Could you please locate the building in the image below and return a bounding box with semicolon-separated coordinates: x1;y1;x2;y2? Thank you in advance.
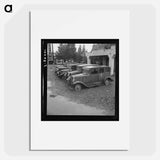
86;44;116;75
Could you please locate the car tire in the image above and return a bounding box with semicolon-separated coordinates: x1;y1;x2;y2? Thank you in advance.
74;84;82;91
104;79;110;86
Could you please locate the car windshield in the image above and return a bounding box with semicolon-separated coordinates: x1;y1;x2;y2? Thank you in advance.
77;66;82;72
71;65;77;70
83;69;89;74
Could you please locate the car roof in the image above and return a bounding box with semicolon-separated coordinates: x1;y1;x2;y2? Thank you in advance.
67;63;80;66
83;65;109;69
78;64;98;67
58;66;67;68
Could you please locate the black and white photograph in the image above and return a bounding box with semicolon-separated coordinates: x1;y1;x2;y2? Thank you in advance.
41;39;119;121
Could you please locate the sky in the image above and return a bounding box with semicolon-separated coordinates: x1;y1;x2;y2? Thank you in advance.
51;43;93;53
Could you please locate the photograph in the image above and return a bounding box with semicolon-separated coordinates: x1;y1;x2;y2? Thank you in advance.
41;39;119;121
30;9;129;150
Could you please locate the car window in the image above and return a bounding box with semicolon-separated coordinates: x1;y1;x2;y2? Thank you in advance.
99;68;104;73
71;65;77;70
77;66;82;72
83;69;89;74
90;68;99;74
104;67;110;72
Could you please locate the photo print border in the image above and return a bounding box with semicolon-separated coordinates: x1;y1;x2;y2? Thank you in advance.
41;39;119;121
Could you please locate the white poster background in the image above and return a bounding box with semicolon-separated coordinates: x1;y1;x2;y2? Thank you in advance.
31;10;129;150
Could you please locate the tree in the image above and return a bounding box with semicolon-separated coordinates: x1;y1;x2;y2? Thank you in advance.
56;43;77;62
55;43;64;60
67;44;77;61
81;45;87;63
75;45;83;62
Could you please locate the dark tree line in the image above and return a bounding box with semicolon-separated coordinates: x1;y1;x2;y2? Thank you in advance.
55;44;87;63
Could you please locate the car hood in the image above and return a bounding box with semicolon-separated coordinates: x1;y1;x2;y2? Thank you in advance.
61;69;69;72
68;70;81;75
58;67;68;70
72;73;88;78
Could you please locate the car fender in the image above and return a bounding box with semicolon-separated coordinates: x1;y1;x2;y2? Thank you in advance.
104;76;114;82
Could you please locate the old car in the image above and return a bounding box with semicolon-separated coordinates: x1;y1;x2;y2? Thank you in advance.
55;65;68;76
58;63;80;78
56;59;64;65
67;65;113;91
65;64;99;80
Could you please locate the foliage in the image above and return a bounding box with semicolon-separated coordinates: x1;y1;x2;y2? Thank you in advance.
56;44;87;63
56;44;76;61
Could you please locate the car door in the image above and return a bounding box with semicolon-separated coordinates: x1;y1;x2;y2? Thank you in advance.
87;68;99;85
99;67;105;81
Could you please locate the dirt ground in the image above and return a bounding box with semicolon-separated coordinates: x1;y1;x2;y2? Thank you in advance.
47;65;115;115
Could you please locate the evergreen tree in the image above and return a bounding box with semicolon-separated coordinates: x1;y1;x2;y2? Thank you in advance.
81;45;87;63
56;43;77;62
75;45;83;62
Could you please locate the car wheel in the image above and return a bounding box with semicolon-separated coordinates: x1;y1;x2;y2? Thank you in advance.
74;84;82;91
105;79;110;86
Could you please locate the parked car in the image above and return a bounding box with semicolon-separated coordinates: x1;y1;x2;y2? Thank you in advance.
55;65;68;76
65;64;98;80
58;63;80;78
55;65;63;71
67;65;113;91
56;59;64;65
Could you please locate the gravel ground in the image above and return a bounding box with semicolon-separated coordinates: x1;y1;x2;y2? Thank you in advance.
48;65;115;115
